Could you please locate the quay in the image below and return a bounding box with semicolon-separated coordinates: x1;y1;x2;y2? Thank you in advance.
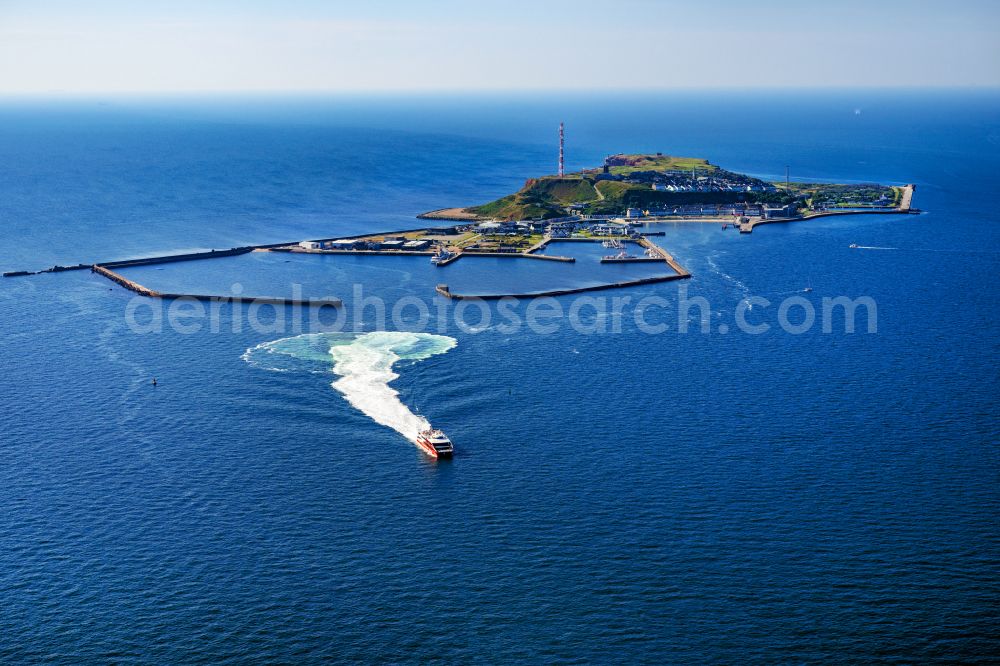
459;251;574;262
276;247;434;257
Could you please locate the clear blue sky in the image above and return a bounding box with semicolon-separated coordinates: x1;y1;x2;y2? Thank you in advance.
1;0;998;93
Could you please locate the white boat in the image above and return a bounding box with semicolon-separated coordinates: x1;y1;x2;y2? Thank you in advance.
416;428;454;458
430;250;455;265
603;249;637;260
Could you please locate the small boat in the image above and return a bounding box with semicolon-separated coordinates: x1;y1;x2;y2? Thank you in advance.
604;250;637;260
416;428;453;458
849;243;858;249
803;287;813;293
430;250;455;265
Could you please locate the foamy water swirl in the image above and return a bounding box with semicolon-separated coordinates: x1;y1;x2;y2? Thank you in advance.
244;331;457;442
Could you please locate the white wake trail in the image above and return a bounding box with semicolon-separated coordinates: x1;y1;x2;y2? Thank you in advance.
328;332;454;442
244;331;457;443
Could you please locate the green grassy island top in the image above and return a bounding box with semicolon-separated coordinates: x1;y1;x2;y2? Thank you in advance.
455;153;901;221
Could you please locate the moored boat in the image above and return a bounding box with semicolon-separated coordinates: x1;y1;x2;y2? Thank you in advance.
431;249;455;265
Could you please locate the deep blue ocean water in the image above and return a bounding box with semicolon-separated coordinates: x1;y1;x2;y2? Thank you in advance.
1;91;998;663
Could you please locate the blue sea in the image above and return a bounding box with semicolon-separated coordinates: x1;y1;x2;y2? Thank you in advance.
1;91;998;663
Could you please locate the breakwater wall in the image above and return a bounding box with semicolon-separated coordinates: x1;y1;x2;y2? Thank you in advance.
434;272;689;300
91;265;341;307
101;246;255;269
93;265;159;297
5;246;256;277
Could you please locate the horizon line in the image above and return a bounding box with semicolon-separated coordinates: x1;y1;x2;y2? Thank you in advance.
2;85;999;98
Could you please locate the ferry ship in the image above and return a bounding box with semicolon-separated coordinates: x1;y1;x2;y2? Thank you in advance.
416;428;454;458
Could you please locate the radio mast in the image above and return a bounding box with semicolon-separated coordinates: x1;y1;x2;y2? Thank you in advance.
558;122;565;177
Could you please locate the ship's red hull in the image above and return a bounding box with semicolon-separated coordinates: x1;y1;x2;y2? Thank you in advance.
416;437;452;458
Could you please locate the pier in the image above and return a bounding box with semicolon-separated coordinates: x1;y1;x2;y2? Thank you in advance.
635;237;692;277
599;257;664;263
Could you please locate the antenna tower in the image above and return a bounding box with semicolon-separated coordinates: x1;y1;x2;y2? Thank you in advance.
558;122;565;177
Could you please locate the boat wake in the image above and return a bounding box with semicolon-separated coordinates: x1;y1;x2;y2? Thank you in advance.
244;331;457;442
706;253;754;310
851;245;898;250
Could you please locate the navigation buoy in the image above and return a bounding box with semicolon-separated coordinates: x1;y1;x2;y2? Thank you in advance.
151;378;157;386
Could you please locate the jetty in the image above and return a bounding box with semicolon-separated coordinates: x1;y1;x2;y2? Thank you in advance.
636;237;691;277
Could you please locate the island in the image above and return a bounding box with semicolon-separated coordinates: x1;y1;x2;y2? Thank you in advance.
2;152;917;301
418;153;915;232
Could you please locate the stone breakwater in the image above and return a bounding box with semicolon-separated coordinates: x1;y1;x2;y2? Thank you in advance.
91;265;342;307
